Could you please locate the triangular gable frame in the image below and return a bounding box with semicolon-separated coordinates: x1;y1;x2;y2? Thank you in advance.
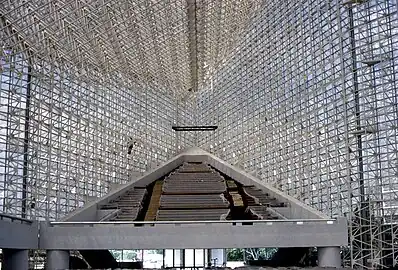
63;147;330;222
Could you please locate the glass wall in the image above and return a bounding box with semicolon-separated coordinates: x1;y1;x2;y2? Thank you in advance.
198;1;398;269
0;47;195;221
0;51;29;216
0;0;201;221
164;249;207;269
1;0;398;268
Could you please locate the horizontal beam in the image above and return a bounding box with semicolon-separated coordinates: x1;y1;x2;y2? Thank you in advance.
0;213;33;224
50;218;336;225
0;217;347;250
0;218;38;249
172;126;218;131
39;220;347;250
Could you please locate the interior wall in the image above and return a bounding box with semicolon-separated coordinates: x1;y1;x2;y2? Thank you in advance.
199;0;354;215
197;1;398;268
0;43;194;221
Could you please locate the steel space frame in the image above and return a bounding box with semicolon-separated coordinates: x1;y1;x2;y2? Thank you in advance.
0;0;398;269
198;1;398;269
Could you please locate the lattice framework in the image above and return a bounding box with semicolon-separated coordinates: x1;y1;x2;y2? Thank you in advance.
1;0;398;269
0;0;259;218
198;1;398;268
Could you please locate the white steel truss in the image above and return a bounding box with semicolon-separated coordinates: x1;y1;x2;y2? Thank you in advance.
1;0;398;269
198;1;398;269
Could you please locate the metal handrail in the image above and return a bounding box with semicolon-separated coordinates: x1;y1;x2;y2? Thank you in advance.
50;218;337;226
0;212;33;224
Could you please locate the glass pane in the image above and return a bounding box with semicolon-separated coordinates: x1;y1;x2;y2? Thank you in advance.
195;249;204;267
109;250;122;262
164;249;174;268
185;249;194;267
143;250;163;268
174;249;181;267
122;250;142;262
204;249;209;267
211;249;225;267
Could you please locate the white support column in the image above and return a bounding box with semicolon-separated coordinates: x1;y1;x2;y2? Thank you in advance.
46;250;69;270
318;246;341;268
2;249;29;270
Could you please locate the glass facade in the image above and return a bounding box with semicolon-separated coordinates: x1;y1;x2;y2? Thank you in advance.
198;1;398;268
1;52;195;219
1;0;398;268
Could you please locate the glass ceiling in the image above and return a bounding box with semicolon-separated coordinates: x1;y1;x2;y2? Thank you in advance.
1;0;260;96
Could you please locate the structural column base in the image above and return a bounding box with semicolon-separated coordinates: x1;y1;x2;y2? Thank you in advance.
46;250;69;270
2;249;29;270
318;246;341;268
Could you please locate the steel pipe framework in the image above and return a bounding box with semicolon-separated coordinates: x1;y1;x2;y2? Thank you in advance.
0;0;397;268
